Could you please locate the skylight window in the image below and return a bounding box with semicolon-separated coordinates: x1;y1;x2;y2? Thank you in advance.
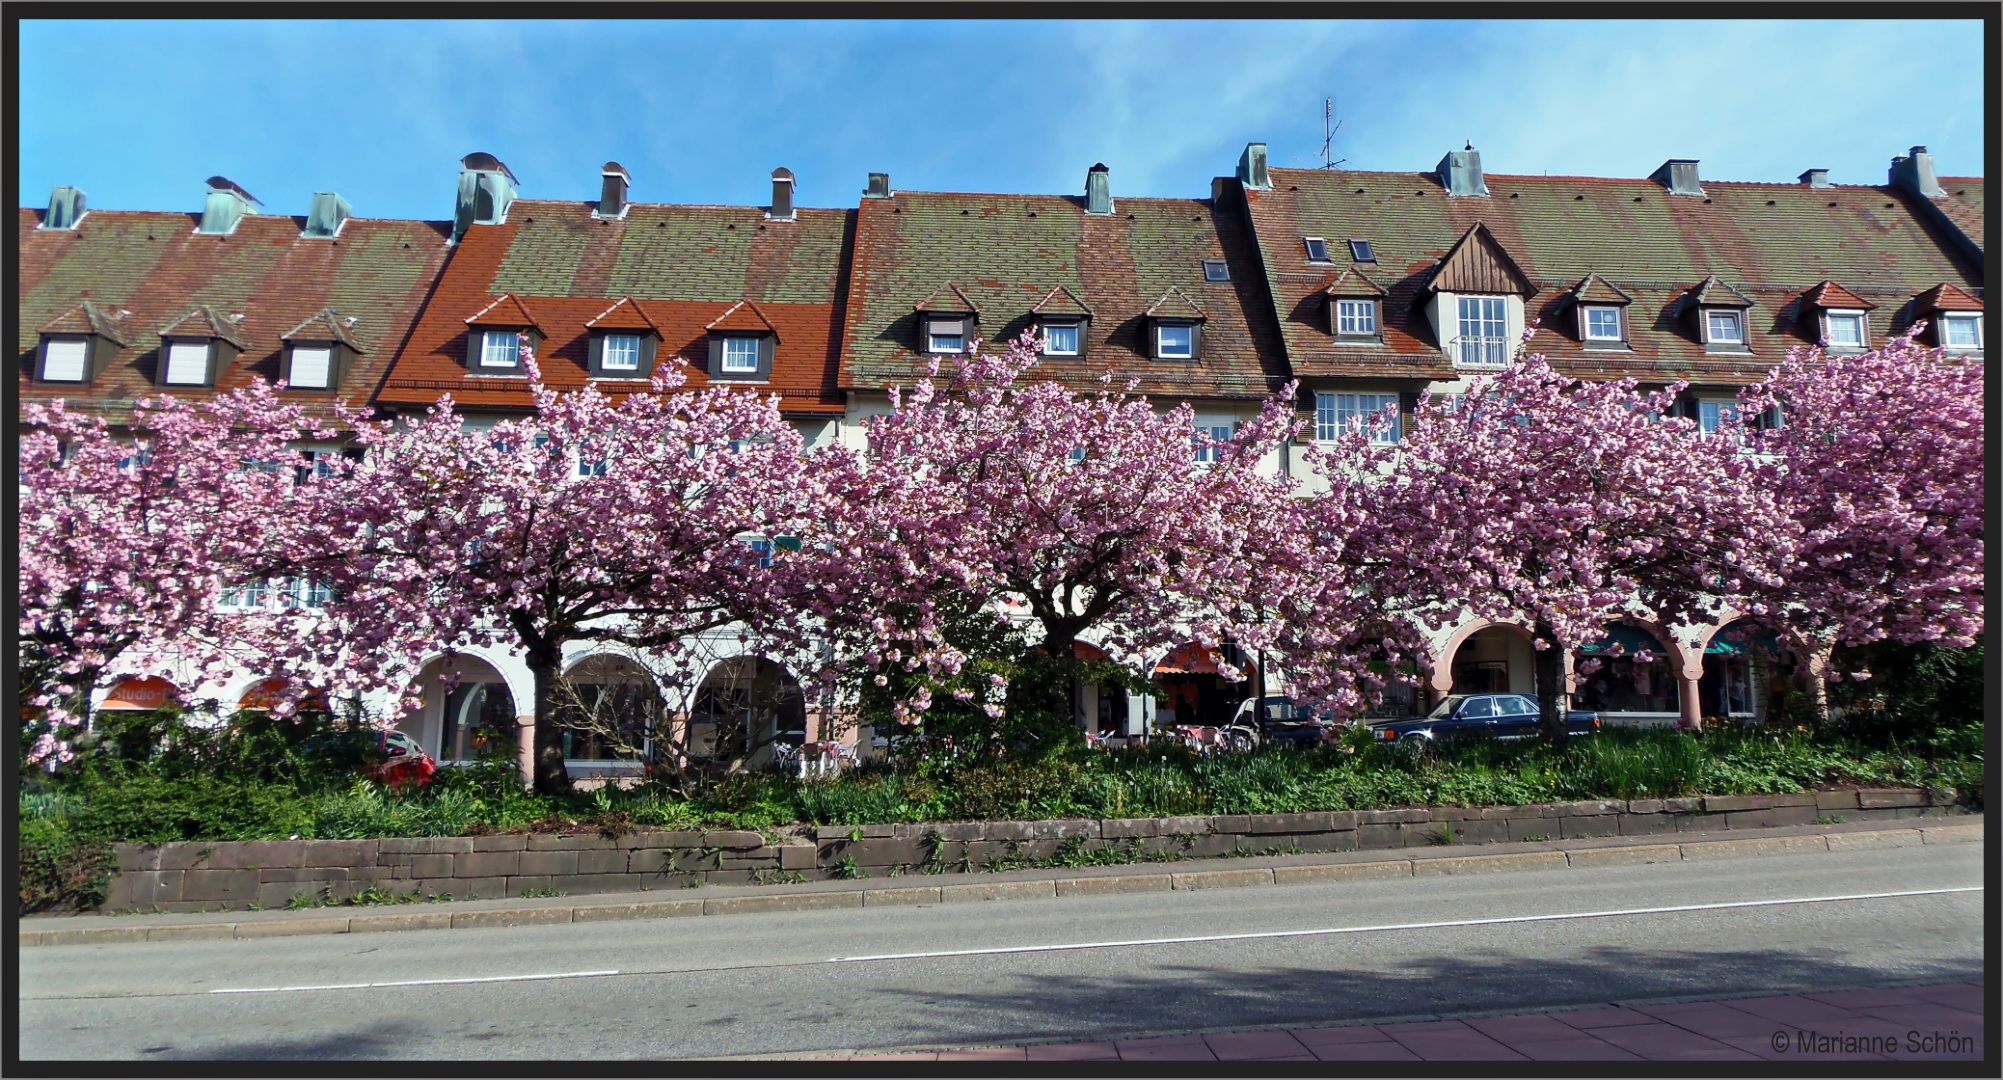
1303;237;1330;262
1349;239;1376;262
1202;260;1230;282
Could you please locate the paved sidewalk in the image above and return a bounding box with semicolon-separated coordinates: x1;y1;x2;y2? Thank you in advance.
836;982;1986;1062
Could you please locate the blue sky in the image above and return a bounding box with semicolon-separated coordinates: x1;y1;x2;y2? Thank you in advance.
18;18;1987;220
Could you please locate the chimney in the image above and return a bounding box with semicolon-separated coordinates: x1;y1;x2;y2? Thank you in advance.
302;192;351;238
1798;168;1831;189
1436;142;1489;196
41;185;86;230
1237;142;1271;191
198;176;261;235
769;167;796;221
1888;145;1944;198
452;152;518;244
1084;163;1112;215
597;162;630;218
864;172;892;199
1650;159;1704;197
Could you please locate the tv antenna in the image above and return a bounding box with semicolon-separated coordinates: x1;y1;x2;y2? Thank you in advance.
1319;96;1347;170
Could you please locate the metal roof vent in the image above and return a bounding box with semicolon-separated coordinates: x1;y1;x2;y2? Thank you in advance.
302;192;352;238
597;162;631;219
769;167;796;221
41;185;87;230
864;172;892;199
452;152;518;244
1436;142;1489;197
198;176;261;234
1084;163;1112;215
1799;169;1831;189
1237;142;1271;191
1650;159;1704;197
1888;145;1944;199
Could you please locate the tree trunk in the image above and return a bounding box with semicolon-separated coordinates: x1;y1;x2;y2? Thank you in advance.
1533;620;1570;750
525;645;573;796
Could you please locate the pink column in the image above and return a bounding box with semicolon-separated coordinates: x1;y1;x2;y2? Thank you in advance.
515;714;536;790
1677;675;1703;730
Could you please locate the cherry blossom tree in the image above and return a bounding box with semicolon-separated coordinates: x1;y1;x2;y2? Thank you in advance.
18;382;332;766
308;350;820;794
1737;333;1983;654
803;332;1310;751
1355;356;1796;744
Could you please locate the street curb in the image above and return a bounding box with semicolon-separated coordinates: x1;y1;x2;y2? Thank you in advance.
19;818;1981;947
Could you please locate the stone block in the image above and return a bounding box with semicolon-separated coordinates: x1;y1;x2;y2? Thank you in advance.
1661;798;1702;814
1100;818;1159;839
452;907;573;930
719;851;781;871
1055;874;1172;897
1825;829;1923;851
1625;799;1666;815
573;849;628;876
864;887;942;906
701;830;766;850
1357;823;1420;848
470;834;528;852
1357;808;1431;826
1505;818;1559;843
1920;824;1983;845
1846;807;1903;822
1722;809;1776;830
1157;816;1213;837
1558;817;1618;840
1768;793;1816;808
940;880;1056;903
377;837;440;855
1700;794;1770;813
703;892;863;916
234;917;351;939
297;840;378;868
1171;868;1274;890
1564;844;1682;868
977;821;1031;842
349;912;453;933
457;851;522;878
179;869;261;903
505;876;552;895
104;870;183;909
205;841;305;871
459;876;508;900
156;844;212;871
518;851;579;877
1273;861;1412;885
1858;789;1925;809
703;870;754;885
258;882;322;910
1412;851;1568;877
550;874;646;895
931;823;980;842
1291;831;1363;853
629;830;704;848
111;843;159;872
571;899;702;922
1549;800;1622;817
1678;835;1829;860
1617;813;1680;836
1768;805;1819;827
777;845;817;871
258;866;347;884
849;838;931;867
1028;818;1098;840
146;924;236;942
1441;819;1510;845
1211;814;1252;834
526;833;609;851
1426;806;1482;822
1814;790;1861;812
1180;833;1239;858
406;854;453;878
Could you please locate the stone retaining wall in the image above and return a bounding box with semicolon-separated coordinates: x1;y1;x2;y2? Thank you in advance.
102;787;1964;913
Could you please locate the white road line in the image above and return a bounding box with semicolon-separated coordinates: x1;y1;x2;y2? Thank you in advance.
211;969;619;995
828;886;1983;963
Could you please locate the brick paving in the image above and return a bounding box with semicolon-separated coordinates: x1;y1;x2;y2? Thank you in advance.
835;982;1985;1062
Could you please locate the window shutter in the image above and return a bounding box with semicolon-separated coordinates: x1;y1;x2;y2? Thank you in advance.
640;335;659;375
165;341;210;385
758;334;776;376
43;339;88;382
290;346;332;388
1189;323;1204;360
587;333;604;374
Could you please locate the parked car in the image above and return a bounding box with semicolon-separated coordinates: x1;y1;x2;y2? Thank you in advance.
1229;695;1341;749
308;728;438;785
1367;693;1599;749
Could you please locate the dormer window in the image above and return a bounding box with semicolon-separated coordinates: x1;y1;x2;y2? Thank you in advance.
1941;313;1982;351
480;330;521;368
35;302;129;385
913;283;981;358
1335;300;1377;336
288;345;335;388
585;297;662;379
1583;306;1624;342
1156;323;1194;359
1030;285;1093;360
1683;276;1755;353
1144;286;1208;362
40;338;90;382
154;306;245;389
718;336;761;372
1324;269;1386;343
1797;281;1872;354
163;340;217;385
280;308;364;391
1042;321;1081;356
1704;309;1745;346
1423;223;1536;369
1822;309;1867;351
1303;237;1331;263
463;293;543;375
1911;283;1981;353
1456;296;1509;368
601;334;641;372
925;316;967;354
703;300;777;381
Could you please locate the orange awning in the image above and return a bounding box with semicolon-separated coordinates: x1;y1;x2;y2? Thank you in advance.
1154;644;1223;675
101;676;179;711
238;678;329;712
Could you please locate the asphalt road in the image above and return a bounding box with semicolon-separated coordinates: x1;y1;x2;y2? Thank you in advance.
20;843;1983;1060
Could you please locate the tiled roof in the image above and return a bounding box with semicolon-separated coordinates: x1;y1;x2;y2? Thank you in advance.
376;198;850;415
1241;167;1985;385
1686;275;1755;308
839;183;1287;400
18;207;452;419
465;292;546;331
158;304;250;349
1144;285;1207;320
1798;280;1874;311
1569;273;1632;305
1932;177;1985;256
913;282;980;314
282;308;369;352
1324;268;1387;298
1914;282;1983;312
37;299;133;345
1030;284;1093;317
706;300;779;334
583;296;660;332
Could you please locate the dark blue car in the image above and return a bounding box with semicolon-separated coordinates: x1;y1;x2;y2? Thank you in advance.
1367;693;1599;748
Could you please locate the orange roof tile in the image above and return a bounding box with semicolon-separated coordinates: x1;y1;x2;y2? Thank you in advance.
1798;280;1874;310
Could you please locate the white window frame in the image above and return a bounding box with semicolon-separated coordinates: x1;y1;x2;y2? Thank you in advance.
42;338;89;382
719;336;761;373
1191;419;1235;465
1042;322;1081;356
1940;312;1982;351
1315;391;1400;444
220;579;271;611
925;319;965;355
289;344;333;388
1303;237;1331;263
601;334;641;372
164;340;211;385
1582;305;1624;343
1156;323;1194;360
1702;308;1746;347
1455;296;1509;368
479;329;521;369
1822;309;1867;351
1335;299;1377;336
1697;398;1740;435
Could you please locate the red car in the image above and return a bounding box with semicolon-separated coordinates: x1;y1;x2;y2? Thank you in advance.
370;729;437;786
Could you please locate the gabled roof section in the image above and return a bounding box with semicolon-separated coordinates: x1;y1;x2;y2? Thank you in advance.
281;308;368;352
38;300;132;345
160;305;248;349
913;282;981;315
1570;273;1633;305
1914;282;1983;312
1323;267;1387;298
584;296;662;334
1799;280;1876;310
1030;283;1094;318
1685;275;1754;308
706;299;780;337
1145;285;1207;321
1426;222;1535;297
465;292;545;331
